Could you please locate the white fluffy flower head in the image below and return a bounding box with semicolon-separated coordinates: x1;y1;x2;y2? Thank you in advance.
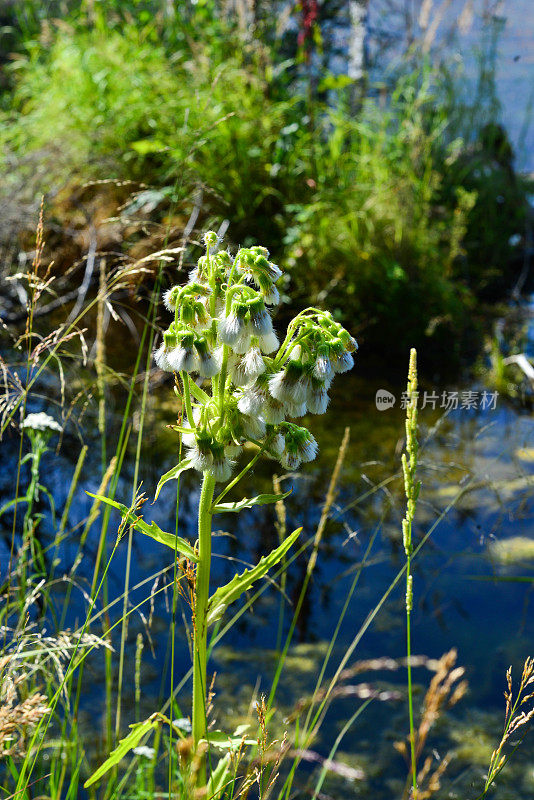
21;413;62;435
154;235;356;479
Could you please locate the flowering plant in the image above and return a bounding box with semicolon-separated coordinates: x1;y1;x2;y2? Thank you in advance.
86;231;356;793
154;231;357;485
0;413;63;599
153;231;356;783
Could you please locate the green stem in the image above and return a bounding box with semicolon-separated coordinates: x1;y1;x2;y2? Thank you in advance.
16;541;120;796
181;372;195;428
192;471;216;787
272;307;320;367
224;259;239;314
217;344;230;417
402;349;419;799
115;336;154;755
276;331;311;367
406;552;417;797
20;442;45;596
169;435;183;798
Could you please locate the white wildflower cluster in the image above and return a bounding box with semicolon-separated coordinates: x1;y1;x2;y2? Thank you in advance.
154;232;357;481
133;746;156;759
21;412;62;435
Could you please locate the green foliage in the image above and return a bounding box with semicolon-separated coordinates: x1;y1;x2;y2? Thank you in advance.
4;23;198;182
212;490;291;513
201;726;257;749
281;75;479;365
84;716;159;788
1;4;529;368
432;28;532;299
154;458;193;501
2;18;295;240
86;491;198;560
207;526;302;624
206;753;234;799
441;125;531;296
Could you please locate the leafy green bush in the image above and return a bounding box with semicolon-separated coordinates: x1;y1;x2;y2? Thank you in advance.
281;76;478;366
3;23;215;181
1;13;529;368
2;19;295;233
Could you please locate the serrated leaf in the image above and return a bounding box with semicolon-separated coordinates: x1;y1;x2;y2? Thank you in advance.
207;527;302;624
86;492;198;562
154;458;192;501
212;491;291;514
84;717;158;787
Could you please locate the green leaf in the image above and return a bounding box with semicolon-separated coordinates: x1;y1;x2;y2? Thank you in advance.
0;497;29;518
130;139;167;155
84;717;158;787
39;485;57;525
207;527;302;624
204;726;258;797
212;491;291;514
318;73;354;91
86;492;198;562
206;753;232;799
169;424;198;435
188;381;210;404
154;458;193;501
201;728;257;750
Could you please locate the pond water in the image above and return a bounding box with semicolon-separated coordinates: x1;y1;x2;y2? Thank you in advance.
1;297;533;798
367;0;534;171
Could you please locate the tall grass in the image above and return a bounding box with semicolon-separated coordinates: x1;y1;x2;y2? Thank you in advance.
401;349;420;797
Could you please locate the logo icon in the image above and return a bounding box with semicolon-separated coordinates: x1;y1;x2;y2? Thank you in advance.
375;389;395;410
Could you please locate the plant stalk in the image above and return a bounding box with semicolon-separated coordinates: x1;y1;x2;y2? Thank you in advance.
406;555;417;798
192;470;216;786
402;348;419;799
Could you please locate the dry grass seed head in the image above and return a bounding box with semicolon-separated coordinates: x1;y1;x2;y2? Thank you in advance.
0;650;50;758
394;649;467;799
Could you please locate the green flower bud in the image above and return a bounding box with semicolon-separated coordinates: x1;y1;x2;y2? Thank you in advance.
204;231;218;247
163;329;177;348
